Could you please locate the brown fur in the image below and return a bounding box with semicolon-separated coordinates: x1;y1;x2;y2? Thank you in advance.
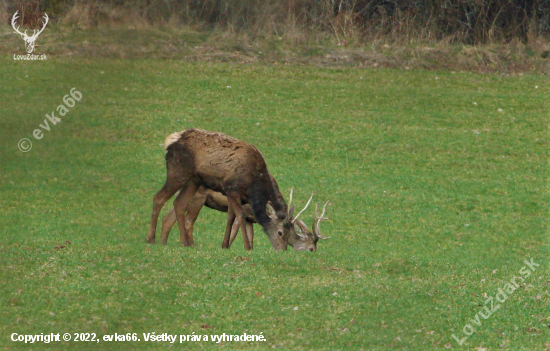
147;129;290;250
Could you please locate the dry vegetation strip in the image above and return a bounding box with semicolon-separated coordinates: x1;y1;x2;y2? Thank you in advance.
1;0;549;73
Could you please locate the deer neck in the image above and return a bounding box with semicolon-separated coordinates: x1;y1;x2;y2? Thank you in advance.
249;173;286;226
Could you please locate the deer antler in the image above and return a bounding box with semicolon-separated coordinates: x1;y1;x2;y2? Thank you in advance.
292;192;313;223
313;201;330;240
11;11;27;38
288;188;294;212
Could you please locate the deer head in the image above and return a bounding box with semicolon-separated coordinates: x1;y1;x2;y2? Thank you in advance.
264;200;291;250
287;189;331;251
12;11;48;54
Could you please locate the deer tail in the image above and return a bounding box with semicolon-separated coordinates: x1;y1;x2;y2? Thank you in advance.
164;132;182;150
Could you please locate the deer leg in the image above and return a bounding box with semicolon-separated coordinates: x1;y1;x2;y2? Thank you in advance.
182;189;207;247
245;220;254;248
173;181;199;247
228;217;241;248
222;207;236;249
228;219;254;249
161;189;207;245
226;193;252;250
147;181;185;244
160;207;177;245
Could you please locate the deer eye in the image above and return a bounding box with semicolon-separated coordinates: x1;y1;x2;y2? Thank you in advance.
277;230;283;236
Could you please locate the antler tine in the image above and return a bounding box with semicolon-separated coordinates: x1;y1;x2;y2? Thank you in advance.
314;201;331;240
316;232;331;239
293;192;313;222
288;188;294;210
314;201;329;219
319;200;329;219
315;201;320;218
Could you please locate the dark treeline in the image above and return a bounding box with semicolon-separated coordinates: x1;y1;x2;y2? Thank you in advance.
6;0;550;44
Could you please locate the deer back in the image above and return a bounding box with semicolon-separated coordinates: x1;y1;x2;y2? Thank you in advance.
166;129;267;195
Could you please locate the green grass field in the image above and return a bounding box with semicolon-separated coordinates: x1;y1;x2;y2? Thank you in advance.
0;58;548;350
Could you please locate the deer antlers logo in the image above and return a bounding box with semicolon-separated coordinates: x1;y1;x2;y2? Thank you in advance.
11;11;49;54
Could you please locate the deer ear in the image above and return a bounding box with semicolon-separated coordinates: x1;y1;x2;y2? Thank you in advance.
297;219;309;231
266;201;277;220
288;205;295;219
293;222;305;239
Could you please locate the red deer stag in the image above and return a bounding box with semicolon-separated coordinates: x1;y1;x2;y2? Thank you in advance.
160;188;331;251
146;129;290;251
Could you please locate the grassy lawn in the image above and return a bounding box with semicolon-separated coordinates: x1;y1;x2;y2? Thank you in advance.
0;58;548;350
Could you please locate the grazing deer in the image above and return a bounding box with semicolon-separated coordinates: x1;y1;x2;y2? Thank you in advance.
160;188;331;251
146;129;290;251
